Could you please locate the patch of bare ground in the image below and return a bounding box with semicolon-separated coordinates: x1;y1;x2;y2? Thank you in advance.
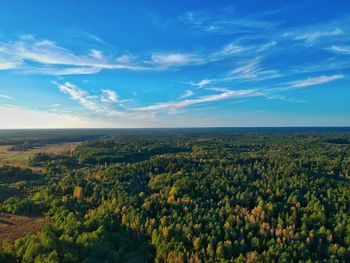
0;213;50;248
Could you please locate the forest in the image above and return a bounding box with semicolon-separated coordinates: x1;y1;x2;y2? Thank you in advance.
0;128;350;262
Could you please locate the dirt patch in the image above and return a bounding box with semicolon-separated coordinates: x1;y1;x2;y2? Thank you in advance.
0;214;50;248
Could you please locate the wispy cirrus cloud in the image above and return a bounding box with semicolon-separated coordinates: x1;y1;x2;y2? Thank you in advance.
153;39;276;70
264;94;306;104
26;67;102;75
53;71;344;118
0;60;21;70
53;81;125;116
0;28;280;75
151;53;203;68
55;81;101;111
211;43;245;58
178;8;278;35
53;81;160;123
227;57;281;81
179;89;194;99
191;79;212;88
287;74;344;89
0;94;13;100
89;49;104;60
249;74;343;103
134;88;257;112
101;89;118;102
150;41;249;68
0;44;22;69
0;35;249;74
261;74;345;94
0;36;150;75
55;80;258;115
292;28;344;44
326;45;350;55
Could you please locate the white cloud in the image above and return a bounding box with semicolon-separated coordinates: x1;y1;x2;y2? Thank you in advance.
216;43;245;57
116;55;133;64
8;39;82;66
25;67;102;75
326;45;350;55
89;49;104;60
51;72;344;122
192;79;212;88
228;58;281;81
209;43;246;62
151;43;245;68
149;40;264;69
0;94;13;100
0;45;22;69
0;32;278;75
232;60;258;75
0;36;149;74
134;88;256;112
0;60;21;70
251;74;346;102
287;74;344;88
54;73;340;118
179;89;194;99
151;53;203;68
56;82;99;111
101;89;118;102
54;81;126;117
293;28;343;43
264;94;306;103
179;9;277;35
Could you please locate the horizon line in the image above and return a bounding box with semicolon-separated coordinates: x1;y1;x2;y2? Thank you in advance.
0;126;350;130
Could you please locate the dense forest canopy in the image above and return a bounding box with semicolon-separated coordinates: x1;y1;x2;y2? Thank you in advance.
0;128;350;262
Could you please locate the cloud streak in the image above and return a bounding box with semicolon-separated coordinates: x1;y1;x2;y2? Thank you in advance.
131;74;344;114
293;28;344;44
178;8;278;35
151;53;203;67
134;88;256;112
287;74;344;89
0;94;13;100
0;32;280;75
54;81;125;116
179;89;194;99
0;36;151;75
101;89;118;102
227;58;281;81
191;79;212;88
326;45;350;55
53;70;344;122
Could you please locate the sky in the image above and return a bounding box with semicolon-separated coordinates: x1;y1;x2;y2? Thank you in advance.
0;0;349;128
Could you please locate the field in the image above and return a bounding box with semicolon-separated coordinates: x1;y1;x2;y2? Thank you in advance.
0;214;49;248
0;140;79;249
0;142;79;172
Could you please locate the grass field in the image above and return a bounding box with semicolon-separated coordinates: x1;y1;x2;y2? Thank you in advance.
0;142;79;172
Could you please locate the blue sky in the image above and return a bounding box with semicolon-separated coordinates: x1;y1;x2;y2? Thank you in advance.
0;0;349;128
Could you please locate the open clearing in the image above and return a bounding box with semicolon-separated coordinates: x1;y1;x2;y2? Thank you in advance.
0;142;79;172
0;214;50;248
0;143;76;249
